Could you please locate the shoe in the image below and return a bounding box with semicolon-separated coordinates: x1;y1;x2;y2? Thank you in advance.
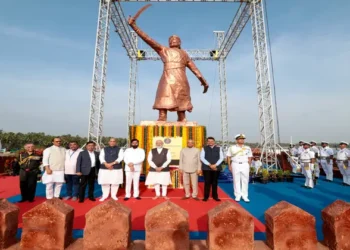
99;197;107;202
181;196;190;200
152;196;160;200
79;200;84;203
243;198;250;203
235;197;241;202
124;198;130;201
112;197;118;201
135;197;141;200
28;200;34;203
202;198;208;202
59;197;63;200
63;196;71;200
213;198;221;202
193;197;200;201
89;197;96;202
163;196;169;200
72;197;78;201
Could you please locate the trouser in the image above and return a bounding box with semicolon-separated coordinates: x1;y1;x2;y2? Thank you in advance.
301;162;314;188
320;159;333;181
290;157;298;173
19;170;38;201
46;183;63;199
231;162;249;199
101;184;119;199
314;160;320;177
337;161;350;184
79;169;96;201
65;174;80;198
203;170;219;199
183;172;198;198
154;184;168;197
125;171;141;198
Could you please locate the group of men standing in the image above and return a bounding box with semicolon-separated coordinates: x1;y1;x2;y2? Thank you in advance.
289;140;350;188
17;133;255;203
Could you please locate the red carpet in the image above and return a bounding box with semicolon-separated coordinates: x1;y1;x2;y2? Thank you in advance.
2;176;265;232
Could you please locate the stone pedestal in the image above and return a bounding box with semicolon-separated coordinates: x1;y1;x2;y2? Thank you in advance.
20;199;74;250
265;201;317;250
0;199;19;250
84;200;131;250
322;200;350;250
145;201;189;250
208;201;254;250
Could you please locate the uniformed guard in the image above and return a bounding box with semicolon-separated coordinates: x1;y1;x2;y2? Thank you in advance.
336;141;350;186
320;141;334;182
299;142;315;189
226;134;253;202
310;141;320;178
289;144;299;173
18;143;42;202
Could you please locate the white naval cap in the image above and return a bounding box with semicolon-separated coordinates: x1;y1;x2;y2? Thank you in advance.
321;141;329;144
310;141;317;144
299;140;304;143
303;142;311;146
339;141;349;145
235;134;246;140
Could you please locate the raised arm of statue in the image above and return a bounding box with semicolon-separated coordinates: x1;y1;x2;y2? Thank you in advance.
187;59;209;93
128;18;162;53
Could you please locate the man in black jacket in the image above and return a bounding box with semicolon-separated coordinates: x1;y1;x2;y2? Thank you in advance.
76;141;100;203
200;137;224;202
18;143;42;202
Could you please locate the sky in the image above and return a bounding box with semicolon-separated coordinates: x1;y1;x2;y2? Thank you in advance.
0;0;349;143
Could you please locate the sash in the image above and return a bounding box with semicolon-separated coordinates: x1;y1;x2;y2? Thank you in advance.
304;163;310;171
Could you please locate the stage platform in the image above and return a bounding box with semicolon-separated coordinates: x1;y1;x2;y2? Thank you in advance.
1;170;349;241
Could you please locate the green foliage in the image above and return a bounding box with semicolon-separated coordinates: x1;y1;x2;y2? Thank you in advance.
262;169;269;179
277;169;284;178
0;130;127;150
283;170;291;177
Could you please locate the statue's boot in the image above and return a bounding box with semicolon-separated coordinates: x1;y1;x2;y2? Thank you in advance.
157;109;167;121
177;111;187;122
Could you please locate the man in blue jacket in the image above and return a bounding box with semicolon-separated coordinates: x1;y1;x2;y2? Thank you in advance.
76;141;100;203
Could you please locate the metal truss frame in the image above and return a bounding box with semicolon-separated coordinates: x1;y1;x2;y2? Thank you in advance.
88;0;280;169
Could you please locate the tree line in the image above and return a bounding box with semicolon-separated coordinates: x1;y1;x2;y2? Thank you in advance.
0;130;127;151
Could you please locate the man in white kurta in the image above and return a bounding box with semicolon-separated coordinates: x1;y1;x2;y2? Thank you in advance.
146;140;172;200
299;142;315;188
98;138;124;201
42;137;66;199
320;141;334;182
227;134;253;203
123;139;145;200
336;141;350;186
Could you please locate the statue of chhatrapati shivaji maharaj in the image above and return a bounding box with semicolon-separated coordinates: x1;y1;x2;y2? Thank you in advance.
128;5;209;122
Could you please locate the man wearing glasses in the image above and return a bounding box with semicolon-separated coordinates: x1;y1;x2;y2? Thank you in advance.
42;137;66;199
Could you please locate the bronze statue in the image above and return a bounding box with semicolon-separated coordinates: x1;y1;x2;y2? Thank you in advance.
128;5;209;122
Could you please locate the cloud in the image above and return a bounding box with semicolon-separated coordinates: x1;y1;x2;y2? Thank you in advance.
0;23;91;50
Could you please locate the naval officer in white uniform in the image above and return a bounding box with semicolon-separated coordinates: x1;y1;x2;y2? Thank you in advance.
336;141;350;186
299;142;315;189
226;134;253;203
320;141;334;182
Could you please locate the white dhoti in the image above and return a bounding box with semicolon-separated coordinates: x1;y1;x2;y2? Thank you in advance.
145;171;171;197
125;171;141;198
231;162;249;200
320;159;333;181
301;162;314;188
98;169;123;200
42;170;65;199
